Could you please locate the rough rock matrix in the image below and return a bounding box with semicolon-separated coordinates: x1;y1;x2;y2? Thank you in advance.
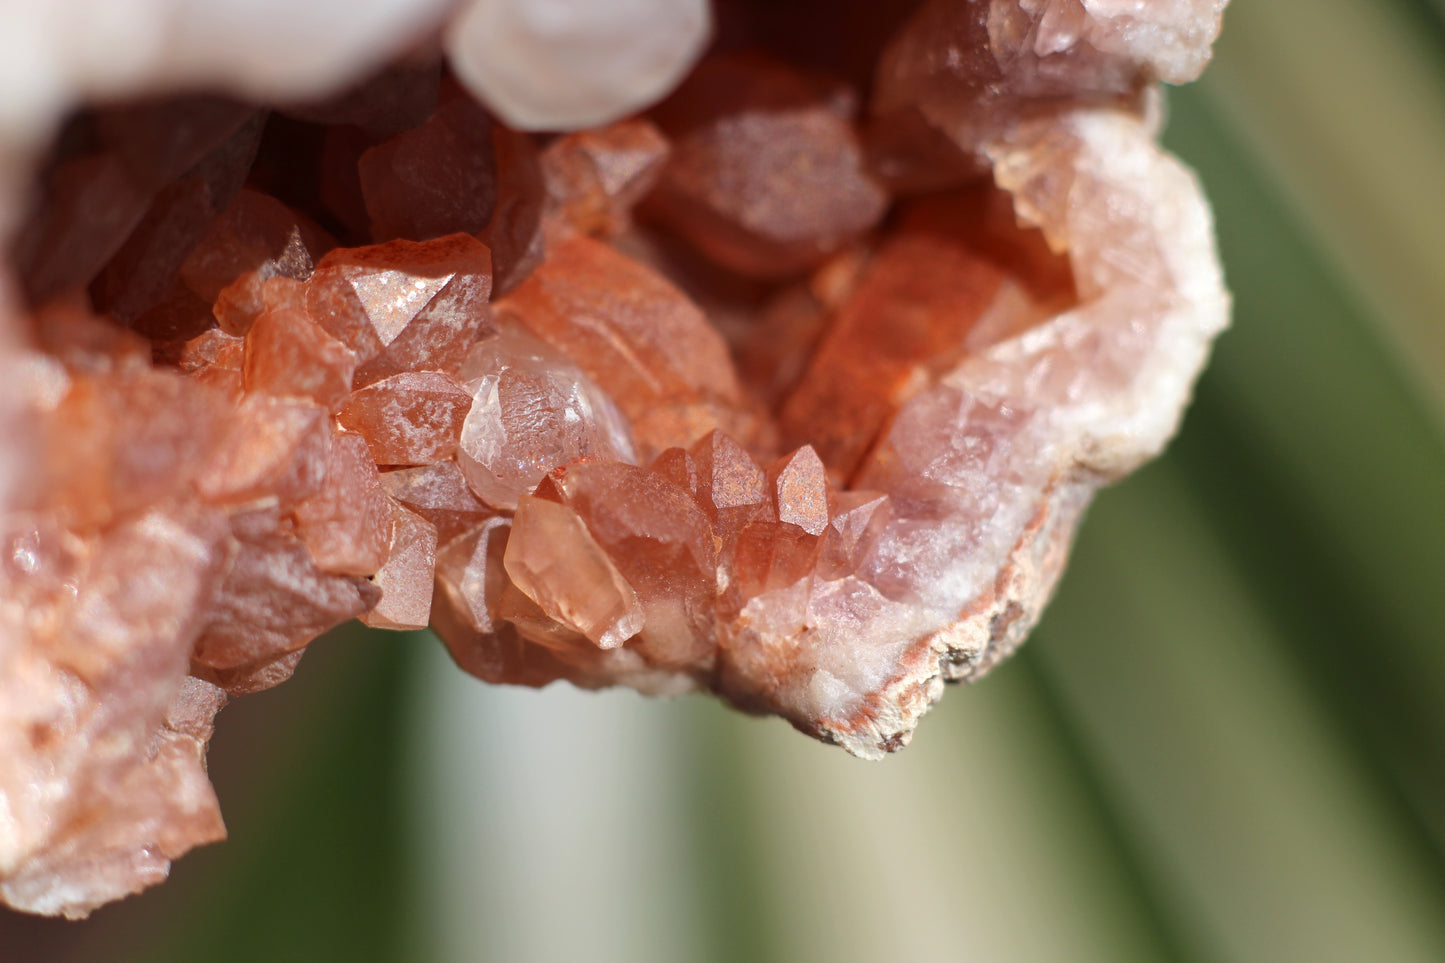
0;0;1229;918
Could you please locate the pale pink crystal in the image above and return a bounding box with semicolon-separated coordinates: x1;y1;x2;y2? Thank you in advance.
503;494;644;650
456;323;636;511
360;501;438;630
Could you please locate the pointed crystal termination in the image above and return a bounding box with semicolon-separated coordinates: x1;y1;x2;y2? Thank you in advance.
358;96;498;243
456;323;636;511
305;233;493;384
294;432;393;577
445;0;713;130
541;119;670;239
191;189;335;336
337;370;473;466
496;233;758;458
503;494;644;649
548;460;718;670
647;52;889;279
360;501;439;631
380;460;494;545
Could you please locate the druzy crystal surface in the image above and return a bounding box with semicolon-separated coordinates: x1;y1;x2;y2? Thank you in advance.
0;0;1229;918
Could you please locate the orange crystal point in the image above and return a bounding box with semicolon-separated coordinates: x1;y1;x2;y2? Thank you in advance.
380;461;494;545
189;189;334;335
243;301;357;409
648;445;701;496
359;96;498;242
768;445;829;537
648;52;888;279
192;526;380;688
688;430;767;526
336;370;472;466
194;394;331;507
552;461;718;669
503;493;644;650
305;233;493;382
293;432;393;577
498;233;747;457
457;323;635;511
431;517;586;688
433;516;512;638
541;118;671;238
161;326;245;399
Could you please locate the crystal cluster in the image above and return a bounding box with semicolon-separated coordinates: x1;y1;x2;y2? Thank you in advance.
0;0;1229;918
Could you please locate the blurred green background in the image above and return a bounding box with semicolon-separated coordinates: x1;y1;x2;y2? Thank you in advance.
6;1;1445;959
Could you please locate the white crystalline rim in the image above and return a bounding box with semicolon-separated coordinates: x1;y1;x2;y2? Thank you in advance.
816;107;1229;758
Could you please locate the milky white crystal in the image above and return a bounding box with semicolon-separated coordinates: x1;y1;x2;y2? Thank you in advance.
445;0;712;130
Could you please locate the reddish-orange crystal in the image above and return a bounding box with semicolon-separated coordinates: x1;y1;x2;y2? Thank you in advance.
243;301;357;409
337;370;472;465
359;96;498;242
380;460;494;545
293;431;393;576
541;119;670;238
360;501;438;630
305;233;493;383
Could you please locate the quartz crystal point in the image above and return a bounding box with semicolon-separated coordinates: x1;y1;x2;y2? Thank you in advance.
0;0;1231;918
358;96;499;242
647;53;889;279
541;119;671;239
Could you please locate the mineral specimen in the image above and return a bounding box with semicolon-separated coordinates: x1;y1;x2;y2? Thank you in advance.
0;0;1230;919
